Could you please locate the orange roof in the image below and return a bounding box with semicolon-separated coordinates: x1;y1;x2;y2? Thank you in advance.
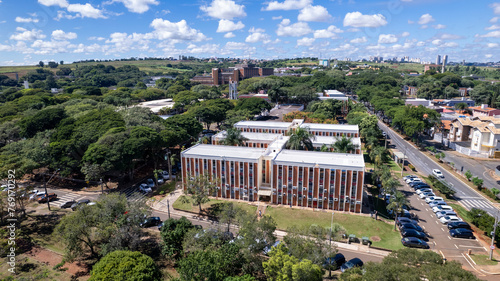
441;120;452;130
471;106;500;112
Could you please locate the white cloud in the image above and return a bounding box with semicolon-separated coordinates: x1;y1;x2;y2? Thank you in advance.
442;42;458;47
249;27;265;33
112;0;159;13
245;31;271;43
15;17;39;23
378;34;398;44
437;33;462;40
10;28;46;41
433;24;446;29
217;19;244;33
313;25;342;38
38;0;69;7
418;14;434;25
432;39;442;45
485;54;493;58
67;3;107;19
150;19;207;41
186;43;221;54
480;30;500;38
224;32;236;38
298;5;332;22
277;19;312;36
350;36;367;43
490;17;499;23
89;36;105;41
200;0;246;20
401;31;410;37
297;37;315;46
263;0;312;11
52;29;77;40
491;3;500;15
366;44;385;50
487;43;499;48
31;39;72;54
343;12;387;28
486;24;500;30
417;41;425;46
272;16;283;20
225;41;247;50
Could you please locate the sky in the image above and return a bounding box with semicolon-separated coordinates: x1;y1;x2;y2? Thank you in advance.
0;0;499;65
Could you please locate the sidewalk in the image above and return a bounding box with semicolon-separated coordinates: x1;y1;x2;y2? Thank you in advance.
149;189;391;258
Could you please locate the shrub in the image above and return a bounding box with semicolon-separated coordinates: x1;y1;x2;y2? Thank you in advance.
482;188;500;202
426;146;437;153
408;164;415;171
491;188;500;196
435;152;445;161
472;177;483;189
465;170;473;181
428;175;456;198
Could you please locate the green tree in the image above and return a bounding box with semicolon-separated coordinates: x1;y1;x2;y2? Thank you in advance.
472;177;483;189
465;170;473;181
386;191;410;230
331;135;359;153
89;250;162;281
184;174;220;213
286;127;315;151
19;107;66;138
263;244;323;281
235;97;272;116
160;217;194;259
222;127;248;146
454;102;468;113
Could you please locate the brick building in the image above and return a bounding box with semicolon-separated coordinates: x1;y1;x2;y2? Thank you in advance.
191;64;274;86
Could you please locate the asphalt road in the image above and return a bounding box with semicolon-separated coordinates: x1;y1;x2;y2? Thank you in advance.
378;121;500;217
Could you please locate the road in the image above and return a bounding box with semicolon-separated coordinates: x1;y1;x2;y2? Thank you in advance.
378;121;500;217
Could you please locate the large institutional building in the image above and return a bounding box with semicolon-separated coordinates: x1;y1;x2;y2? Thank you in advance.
191;64;274;86
181;120;365;213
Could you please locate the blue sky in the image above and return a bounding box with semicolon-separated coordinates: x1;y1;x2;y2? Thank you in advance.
0;0;499;65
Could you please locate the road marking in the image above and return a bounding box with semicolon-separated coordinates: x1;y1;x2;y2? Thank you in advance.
430;214;433;218
425;208;429;212
458;245;485;249
454;244;459;249
448;236;451;240
439;250;446;259
441;228;445;232
433;241;437;246
435;221;439;225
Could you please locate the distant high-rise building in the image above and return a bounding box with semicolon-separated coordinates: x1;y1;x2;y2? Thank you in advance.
436;55;441;65
442;55;448;72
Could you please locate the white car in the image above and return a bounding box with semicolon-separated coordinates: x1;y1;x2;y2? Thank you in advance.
30;191;45;201
406;177;421;184
161;171;170;180
426;196;444;204
436;211;456;219
440;215;462;224
429;201;447;208
432;169;444;178
416;188;432;195
419;192;435;199
157;177;164;184
139;183;152;193
403;175;418;181
433;205;453;213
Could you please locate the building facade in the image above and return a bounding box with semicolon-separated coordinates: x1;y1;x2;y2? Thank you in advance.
191;64;274;86
182;121;365;213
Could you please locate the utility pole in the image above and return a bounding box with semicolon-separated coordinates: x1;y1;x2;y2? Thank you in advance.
400;148;406;177
167;199;171;219
329;211;334;278
100;178;103;195
490;209;499;260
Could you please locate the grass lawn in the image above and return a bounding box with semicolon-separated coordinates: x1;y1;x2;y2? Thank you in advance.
447;203;472;222
470;254;499;266
265;206;403;251
153;180;177;196
388;159;402;172
173;195;257;216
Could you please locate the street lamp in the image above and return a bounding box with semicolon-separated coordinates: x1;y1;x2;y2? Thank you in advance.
329;211;334;278
43;169;60;211
490;207;499;260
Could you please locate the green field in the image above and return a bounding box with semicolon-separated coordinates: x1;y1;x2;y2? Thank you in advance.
470;254;499;266
172;196;258;216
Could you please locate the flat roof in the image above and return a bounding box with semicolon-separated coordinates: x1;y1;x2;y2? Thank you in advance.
213;131;281;141
234;121;292;129
300;123;359;132
312;136;361;146
273;150;365;169
182;144;265;161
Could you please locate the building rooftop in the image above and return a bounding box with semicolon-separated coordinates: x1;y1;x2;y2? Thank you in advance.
181;144;265;161
471;106;499;112
312;136;361;146
213;131;282;142
234;120;292;129
300;123;359;132
273;150;365;169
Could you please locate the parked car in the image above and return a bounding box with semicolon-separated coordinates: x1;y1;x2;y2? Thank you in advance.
429;201;448;208
409;181;425;187
401;237;429;249
157;177;164;184
30;191;45;201
450;228;475;239
400;229;427;240
399;223;423;232
433;169;444;178
340;258;364;273
146;178;155;188
161;171;170;180
139;183;152;193
440;215;462;224
447;221;472;230
38;193;57;203
436;211;457;219
396;217;419;226
416;188;432;195
263;241;282;256
433;205;453;213
140;217;162;228
71;199;91;210
60;200;76;209
323;253;346;270
426;196;444;204
419;192;435;199
412;183;430;190
403;175;418;181
406;177;421;184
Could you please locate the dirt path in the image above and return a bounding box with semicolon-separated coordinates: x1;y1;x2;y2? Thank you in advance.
27;247;89;279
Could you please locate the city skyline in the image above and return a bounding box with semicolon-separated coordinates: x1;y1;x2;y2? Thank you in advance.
0;0;499;66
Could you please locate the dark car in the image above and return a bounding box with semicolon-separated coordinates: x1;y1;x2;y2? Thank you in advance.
401;229;427;240
401;237;429;249
323;253;346;270
399;223;423;232
396;217;418;226
38;193;57;203
410;181;428;188
60;200;76;209
450;228;475;239
71;199;91;210
413;183;430;190
140;217;162;228
447;221;472;230
340;258;363;272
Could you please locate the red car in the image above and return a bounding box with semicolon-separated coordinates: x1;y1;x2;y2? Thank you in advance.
38;193;57;203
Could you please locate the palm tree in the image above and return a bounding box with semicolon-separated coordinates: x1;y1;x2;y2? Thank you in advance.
386;191;410;230
331;135;359;154
221;127;248;146
370;145;387;174
286;126;315;151
454;102;468;113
